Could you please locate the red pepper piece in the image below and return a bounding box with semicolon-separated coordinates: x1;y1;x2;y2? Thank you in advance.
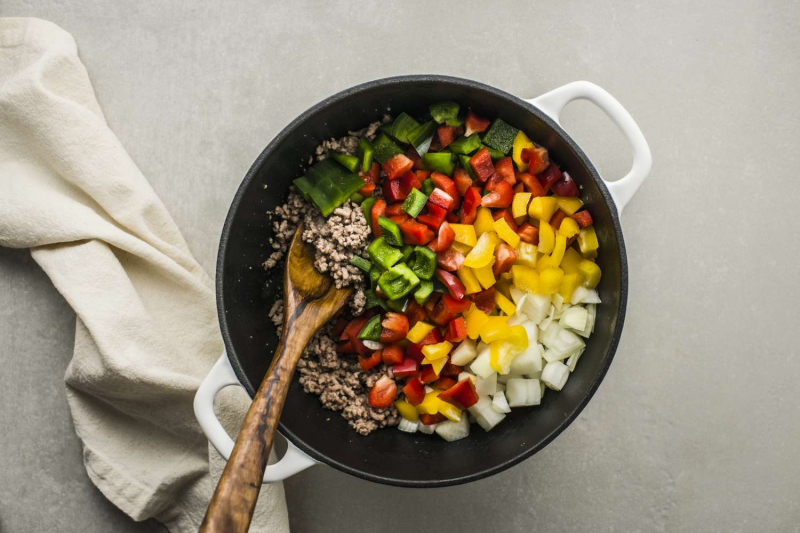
385;202;405;216
521;146;550;175
429;293;472;326
399;171;422;198
336;339;354;354
435;270;467;301
551;172;579;197
420;413;448;425
433;377;457;390
493;243;517;277
437;126;457;149
436;247;465;272
370;198;386;238
492;208;519;231
464;110;490;137
359;350;383;370
517;223;540;245
420;328;443;346
549;210;568;231
406;147;423;170
438;379;479;409
383;177;408;203
406;342;425;362
459;186;481;224
481;180;513;208
404;301;428;329
415;169;431;182
380;312;409;344
423;292;440;315
344;317;370;355
420;365;439;384
453;168;473;196
536;162;562;193
440;361;463;378
428;188;454;212
393;358;420;379
428;221;455;253
494;157;516;185
518;172;546;197
368;376;397;408
381;344;405;365
331;316;350;339
403;377;426;405
571;210;594;228
417;203;447;229
514;183;525;194
383;153;414;180
399;218;434;245
444;317;467;343
358;175;376;196
431;172;460;209
469;147;495;182
470;288;496;314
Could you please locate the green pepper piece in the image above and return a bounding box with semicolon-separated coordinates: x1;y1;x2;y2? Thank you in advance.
363;289;384;310
448;134;482;155
407;120;437;156
377;216;403;247
429;102;463;126
410;246;437;280
367;236;403;270
481;119;519;154
372;133;404;163
386;296;410;313
399;245;414;263
292;176;313;201
332;153;359;172
414;280;434;305
422;152;455;176
306;176;342;217
357;315;383;341
350;192;364;204
482;144;505;161
350;255;372;273
458;154;478;181
378;263;420;300
362;196;376;226
421;178;434;196
390;113;420;143
369;267;381;290
359;138;374;173
402;188;428;218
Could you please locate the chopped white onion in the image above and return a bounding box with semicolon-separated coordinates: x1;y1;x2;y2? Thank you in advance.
417;422;438;434
560;306;589;331
497;371;524;384
435;416;470;441
476;372;498;396
492;391;512;413
552;293;565;311
361;340;383;350
571;286;589;305
581;289;601;304
506;378;542;407
521;294;551;324
542;361;570;391
506;313;528;326
495;381;506;392
567;347;585;372
450;337;478;366
521;321;539;345
510;343;543;375
457;371;476;384
469;397;506;431
509;286;526;305
540;321;563;348
398;418;419;433
543;329;584;362
469;345;495;378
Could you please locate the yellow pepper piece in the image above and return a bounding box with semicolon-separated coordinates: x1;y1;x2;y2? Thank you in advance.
558;217;580;238
512;130;536;172
577;226;599;257
536;253;556;273
528;196;558;222
451;241;473;255
463;231;498;268
466;307;489;339
457;266;482;295
436;399;462;422
493;217;521;248
560;247;582;274
406;321;435;343
512;192;532;222
422;341;453;361
538;221;555;254
515;242;538;267
474;207;495;236
559;272;581;303
480;320;511;344
578;259;602;288
416;392;441;415
474;261;497;289
539;267;565;294
511;265;539;294
489;329;526;374
421;355;448;376
507;325;529;349
494;278;512;300
550;234;567;266
450;224;477;247
495;291;516;316
394;400;419;421
554;196;584;215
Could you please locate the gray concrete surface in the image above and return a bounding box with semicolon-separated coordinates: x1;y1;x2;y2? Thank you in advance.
1;1;799;532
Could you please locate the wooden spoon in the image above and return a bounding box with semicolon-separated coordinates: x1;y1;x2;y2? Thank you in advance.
200;222;352;533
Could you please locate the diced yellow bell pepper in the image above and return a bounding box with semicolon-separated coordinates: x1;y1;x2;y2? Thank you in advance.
480;316;512;343
512;192;532;222
416;392;441;415
507;325;529;349
558;217;580;238
578;259;602;288
422;355;448;376
538;221;555;254
489;328;527;374
559;272;581;303
407;321;435;343
466;307;489;339
457;266;482;295
578;226;599;257
450;224;477;247
451;241;473;255
495;278;512;299
474;260;496;289
464;231;497;268
528;196;558;222
536;253;556;273
512;131;536;172
515;242;538;267
495;291;516;316
436;399;462;422
511;265;539;294
539;267;564;294
394;400;419;421
474;207;495;236
550;234;567;266
554;196;584;215
422;341;453;361
560;247;582;274
493;217;521;248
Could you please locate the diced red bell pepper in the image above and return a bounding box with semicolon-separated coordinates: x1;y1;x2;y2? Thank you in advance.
551;172;579;197
380;312;409;344
417;203;447;229
464;110;490;137
428;136;442;153
331;315;350;339
436;247;465;272
484;173;504;191
453;168;473;196
368;376;397;408
399;218;434;245
459;186;481;224
406;147;423;170
388;214;410;226
433;377;457;390
358;176;376;196
492;208;519;231
521;146;550;175
427;221;455;253
404;301;428;329
383;153;414;180
481;181;513;208
420;413;448;425
492;243;517;277
549;210;568;231
359;350;382;370
403;377;426;405
536;162;562;192
517;223;540;245
446;212;459;223
336;339;354;354
381;344;405;365
438;379;479;409
437;126;457;148
370;198;386;238
399;171;422;197
567;235;578;247
435;270;467;301
383;177;408;203
428;188;455;212
440;361;463;378
367;161;381;182
406;342;425;362
344;317;370;355
431;172;460;209
415;169;431;182
469;147;495;182
571;210;594;228
420;327;443;346
470;287;496;314
429;293;472;326
514;183;525;194
420;365;439;384
393;358;420;379
445;316;467;343
518;172;546;197
385;202;405;216
423;292;440;315
494;157;516;185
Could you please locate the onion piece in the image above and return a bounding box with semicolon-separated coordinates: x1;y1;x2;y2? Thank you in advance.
520;293;551;324
435;416;470;441
506;378;542;407
575;304;596;339
497;371;524;384
458;371;477;384
509;286;526;305
450;337;478;365
581;289;601;304
492;391;512;413
362;340;383;350
417;422;438;434
476;372;498;396
398;418;419;433
542;361;570;391
469;345;495;378
468;397;506;431
567;347;585;372
510;343;543;375
560;306;588;331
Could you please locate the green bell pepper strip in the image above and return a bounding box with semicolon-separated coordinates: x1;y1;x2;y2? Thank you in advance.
378;216;403;247
414;280;434;305
448;134;482;155
378;263;420;300
367;237;403;270
350;255;372;273
363;289;388;311
390;113;420;143
481;119;519;154
410;246;437;280
482;144;505;161
369;267;381;290
350;192;364;204
361;196;376;227
422;152;455;176
386;296;410;313
421;178;434;196
407;120;437;156
399;244;414;263
458;154;478;180
292;176;313;201
402;188;428;217
332;153;359;172
373;133;404;163
429;102;463;126
357;315;383;341
359;138;374;173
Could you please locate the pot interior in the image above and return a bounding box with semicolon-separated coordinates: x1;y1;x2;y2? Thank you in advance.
217;76;627;486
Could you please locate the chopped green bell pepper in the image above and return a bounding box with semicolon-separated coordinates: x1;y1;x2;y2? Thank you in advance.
362;196;376;226
350;192;364;204
358;138;374;173
332;153;359;172
458;154;478;180
350;255;372;273
369;267;381;290
367;237;403;270
363;289;388;311
378;263;420;300
377;216;403;247
422;152;455;176
414;280;434;305
448;134;482;155
292;176;313;201
390;112;420;143
357;315;383;341
402;188;428;217
298;158;364;216
407;121;437;156
481;118;518;155
429;102;463;126
482;144;505;161
399;244;414;263
372;133;404;163
421;178;434;196
386;296;410;313
410;246;437;280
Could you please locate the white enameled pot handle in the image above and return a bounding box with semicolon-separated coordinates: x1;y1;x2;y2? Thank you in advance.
193;353;317;482
528;81;652;216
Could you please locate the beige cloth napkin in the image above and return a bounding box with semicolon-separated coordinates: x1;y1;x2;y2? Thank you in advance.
0;18;289;532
